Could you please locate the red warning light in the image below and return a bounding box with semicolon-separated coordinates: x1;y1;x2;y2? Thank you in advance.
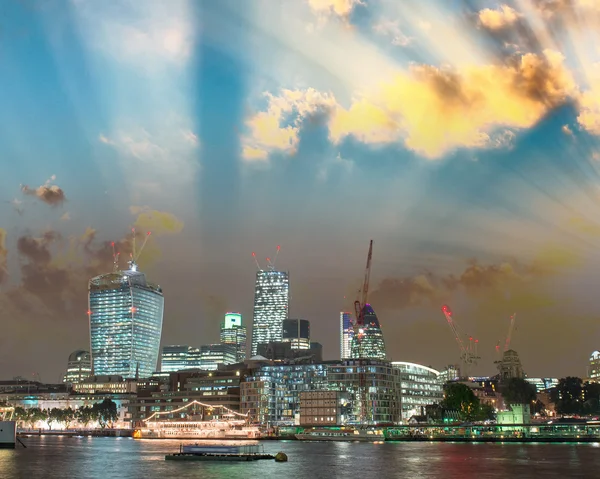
111;242;115;246
252;252;256;257
130;307;137;313
87;310;92;315
277;245;281;250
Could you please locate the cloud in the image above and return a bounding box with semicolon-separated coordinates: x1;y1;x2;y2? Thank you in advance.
562;124;574;135
244;50;576;159
478;5;521;30
60;212;71;221
307;0;363;19
21;183;66;207
131;207;184;235
373;19;412;46
369;248;580;313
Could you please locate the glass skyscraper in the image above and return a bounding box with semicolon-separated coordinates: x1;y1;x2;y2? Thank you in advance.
282;318;310;350
161;345;190;372
251;270;289;356
220;312;247;362
89;265;164;378
63;350;92;384
340;312;353;359
350;304;386;360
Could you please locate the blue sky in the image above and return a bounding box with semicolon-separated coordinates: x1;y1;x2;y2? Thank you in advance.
2;0;600;380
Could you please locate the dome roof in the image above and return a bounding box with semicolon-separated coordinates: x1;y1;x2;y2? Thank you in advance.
68;350;90;362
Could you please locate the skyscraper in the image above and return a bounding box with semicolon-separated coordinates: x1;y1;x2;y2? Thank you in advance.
161;345;190;372
350;304;386;360
282;318;310;350
89;263;164;378
340;312;353;359
251;270;289;356
220;312;247;362
63;350;92;384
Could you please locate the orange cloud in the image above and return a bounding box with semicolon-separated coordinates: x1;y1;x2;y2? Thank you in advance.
244;50;576;159
478;5;521;30
307;0;362;19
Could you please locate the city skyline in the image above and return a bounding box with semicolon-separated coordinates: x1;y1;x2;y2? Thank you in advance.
3;0;600;380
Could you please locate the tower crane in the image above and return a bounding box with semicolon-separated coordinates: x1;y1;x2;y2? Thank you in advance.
353;240;373;424
129;228;151;271
440;305;480;378
504;313;517;352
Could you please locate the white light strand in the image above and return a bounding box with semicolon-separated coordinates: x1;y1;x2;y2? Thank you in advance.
143;400;248;422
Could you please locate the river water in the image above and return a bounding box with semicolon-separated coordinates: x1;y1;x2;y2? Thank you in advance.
0;436;598;478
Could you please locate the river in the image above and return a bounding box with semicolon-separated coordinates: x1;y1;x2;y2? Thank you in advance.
0;436;598;478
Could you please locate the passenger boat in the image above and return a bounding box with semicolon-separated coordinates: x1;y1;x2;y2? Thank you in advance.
295;427;384;442
134;419;262;440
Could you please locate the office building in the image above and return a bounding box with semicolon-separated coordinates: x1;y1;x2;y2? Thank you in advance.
299;390;350;426
63;350;92;384
391;362;443;420
199;344;237;371
220;312;247;362
340;312;353;359
251;269;289;355
282;318;310;350
161;346;190;373
350;304;386;360
590;351;600;381
525;378;559;392
89;263;164;378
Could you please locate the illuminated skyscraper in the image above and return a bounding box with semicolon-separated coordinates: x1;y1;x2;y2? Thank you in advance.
350;304;386;360
282;318;310;350
340;312;353;359
89;263;164;378
251;270;289;356
63;350;92;384
220;312;247;362
161;345;190;372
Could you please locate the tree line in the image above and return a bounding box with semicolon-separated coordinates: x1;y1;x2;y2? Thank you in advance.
13;399;118;430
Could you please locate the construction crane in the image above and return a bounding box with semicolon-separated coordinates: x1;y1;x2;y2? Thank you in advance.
352;240;373;424
440;305;480;378
504;313;517;352
129;228;151;271
251;246;282;271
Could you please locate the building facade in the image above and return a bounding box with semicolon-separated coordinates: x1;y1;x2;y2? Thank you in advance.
89;265;164;378
350;304;386;360
198;344;237;371
497;349;525;381
161;346;190;373
340;312;353;359
251;270;289;356
589;351;600;381
63;350;92;384
391;362;443;420
220;312;247;362
299;390;349;426
282;319;310;350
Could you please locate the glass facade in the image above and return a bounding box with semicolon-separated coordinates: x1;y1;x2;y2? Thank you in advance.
327;360;401;424
89;267;164;379
282;319;310;350
220;312;247;362
350;304;386;360
525;377;559;392
391;362;443;420
241;363;331;425
161;345;190;373
198;344;237;370
340;311;353;359
590;351;600;381
251;270;289;355
63;350;92;384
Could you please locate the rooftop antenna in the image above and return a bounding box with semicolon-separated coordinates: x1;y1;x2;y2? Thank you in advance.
111;242;120;272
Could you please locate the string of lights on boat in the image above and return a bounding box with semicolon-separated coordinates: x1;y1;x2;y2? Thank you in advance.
142;400;249;422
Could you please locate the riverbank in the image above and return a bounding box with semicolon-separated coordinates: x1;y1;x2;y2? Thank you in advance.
18;429;133;438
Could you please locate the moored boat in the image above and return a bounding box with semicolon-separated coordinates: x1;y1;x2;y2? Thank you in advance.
165;443;281;462
134;419;262;440
295;427;384;442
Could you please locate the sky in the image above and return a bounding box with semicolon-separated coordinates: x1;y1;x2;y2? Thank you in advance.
2;0;600;382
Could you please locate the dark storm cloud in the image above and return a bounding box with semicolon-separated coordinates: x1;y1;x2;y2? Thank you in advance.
21;184;66;207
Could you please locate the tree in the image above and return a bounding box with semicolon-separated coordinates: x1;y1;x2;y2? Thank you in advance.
500;378;537;405
474;403;495;421
13;407;27;427
26;408;47;429
77;406;96;428
551;377;584;415
93;399;118;429
46;408;63;430
59;408;76;429
441;383;480;420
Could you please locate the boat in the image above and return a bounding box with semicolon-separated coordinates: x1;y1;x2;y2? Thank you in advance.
134;419;262;440
165;444;283;462
295;427;384;442
0;408;16;449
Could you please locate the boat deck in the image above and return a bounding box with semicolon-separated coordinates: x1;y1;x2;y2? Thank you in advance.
166;453;275;462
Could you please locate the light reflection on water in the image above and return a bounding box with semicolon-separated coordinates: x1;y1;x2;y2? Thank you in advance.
0;436;598;479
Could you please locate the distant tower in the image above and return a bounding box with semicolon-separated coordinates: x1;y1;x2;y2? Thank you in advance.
350;304;386;360
250;247;289;356
340;312;353;359
220;312;247;362
497;350;525;381
88;230;164;378
63;350;92;384
282;318;310;350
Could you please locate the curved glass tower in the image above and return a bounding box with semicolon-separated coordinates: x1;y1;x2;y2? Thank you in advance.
89;265;164;378
350;304;386;360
